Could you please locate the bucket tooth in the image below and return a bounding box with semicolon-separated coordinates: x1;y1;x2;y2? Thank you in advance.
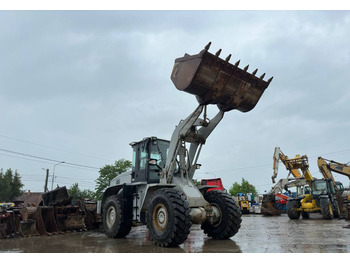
260;73;266;79
225;54;232;62
268;76;274;83
234;60;240;67
204;42;211;50
215;49;222;57
252;69;258;76
244;65;249;71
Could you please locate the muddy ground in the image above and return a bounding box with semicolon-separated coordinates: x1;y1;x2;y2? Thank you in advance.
1;213;349;253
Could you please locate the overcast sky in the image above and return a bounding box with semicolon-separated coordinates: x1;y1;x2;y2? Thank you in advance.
1;10;350;194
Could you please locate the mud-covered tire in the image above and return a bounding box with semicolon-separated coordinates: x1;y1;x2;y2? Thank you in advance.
320;198;334;220
286;199;300;219
201;190;242;239
147;188;191;247
103;195;132;238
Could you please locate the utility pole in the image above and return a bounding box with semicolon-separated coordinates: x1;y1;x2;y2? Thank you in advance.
51;161;65;190
44;169;49;192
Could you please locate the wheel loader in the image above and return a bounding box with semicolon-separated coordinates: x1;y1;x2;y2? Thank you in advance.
101;42;273;247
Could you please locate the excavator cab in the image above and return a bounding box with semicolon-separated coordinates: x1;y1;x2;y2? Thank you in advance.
311;179;335;199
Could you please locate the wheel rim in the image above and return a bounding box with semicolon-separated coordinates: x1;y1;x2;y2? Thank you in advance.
106;206;116;229
329;203;333;215
152;203;168;232
211;203;222;227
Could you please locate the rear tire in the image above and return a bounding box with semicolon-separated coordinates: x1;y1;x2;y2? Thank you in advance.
320;198;334;219
286;199;300;219
147;188;191;247
301;211;310;219
103;195;132;238
201;190;242;239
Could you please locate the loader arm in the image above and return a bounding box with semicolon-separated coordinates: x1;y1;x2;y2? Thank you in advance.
160;42;273;185
160;105;224;184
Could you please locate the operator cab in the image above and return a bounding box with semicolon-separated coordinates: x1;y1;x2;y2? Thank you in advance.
335;181;345;195
311;179;335;196
130;137;170;183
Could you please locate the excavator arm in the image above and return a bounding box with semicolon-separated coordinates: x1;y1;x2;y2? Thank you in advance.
272;147;308;183
318;157;350;192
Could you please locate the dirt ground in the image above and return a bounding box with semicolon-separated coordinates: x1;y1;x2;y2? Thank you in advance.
0;213;349;253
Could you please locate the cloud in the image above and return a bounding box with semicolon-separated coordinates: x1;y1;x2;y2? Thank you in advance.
1;10;350;192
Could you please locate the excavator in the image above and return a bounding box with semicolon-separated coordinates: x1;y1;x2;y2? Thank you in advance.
277;149;342;220
262;177;307;216
317;157;350;187
266;147;342;219
317;157;350;219
262;147;308;216
100;43;273;247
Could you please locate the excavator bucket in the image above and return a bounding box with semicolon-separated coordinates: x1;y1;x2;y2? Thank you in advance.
39;206;61;234
171;42;273;112
17;207;40;237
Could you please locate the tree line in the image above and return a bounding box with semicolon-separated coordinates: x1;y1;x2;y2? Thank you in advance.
0;159;257;202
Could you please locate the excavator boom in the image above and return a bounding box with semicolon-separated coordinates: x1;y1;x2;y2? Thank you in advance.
272;147;305;183
318;157;350;191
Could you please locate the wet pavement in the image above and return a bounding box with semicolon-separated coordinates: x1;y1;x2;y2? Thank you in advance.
0;214;349;253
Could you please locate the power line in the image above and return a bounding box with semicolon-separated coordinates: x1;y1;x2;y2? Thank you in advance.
0;148;100;170
197;148;350;175
0;134;114;162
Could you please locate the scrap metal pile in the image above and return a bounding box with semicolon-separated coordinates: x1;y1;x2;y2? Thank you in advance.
0;187;100;239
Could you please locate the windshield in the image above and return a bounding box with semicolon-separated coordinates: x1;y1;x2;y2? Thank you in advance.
311;180;327;195
149;139;170;168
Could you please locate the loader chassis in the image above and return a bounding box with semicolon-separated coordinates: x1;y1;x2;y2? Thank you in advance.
101;43;272;247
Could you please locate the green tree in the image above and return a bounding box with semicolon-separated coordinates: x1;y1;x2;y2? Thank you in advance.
94;159;132;200
229;178;257;196
192;178;201;187
68;183;95;200
0;168;24;202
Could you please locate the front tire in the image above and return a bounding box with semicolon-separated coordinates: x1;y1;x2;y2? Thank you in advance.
147;188;191;247
286;199;300;219
320;198;334;219
103;195;132;238
201;190;242;239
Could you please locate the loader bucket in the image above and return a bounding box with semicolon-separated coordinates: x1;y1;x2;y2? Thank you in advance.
55;206;86;231
18;207;40;237
171;42;273;112
39;206;61;234
1;210;19;238
18;219;40;237
0;222;6;238
26;207;50;236
42;186;71;206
